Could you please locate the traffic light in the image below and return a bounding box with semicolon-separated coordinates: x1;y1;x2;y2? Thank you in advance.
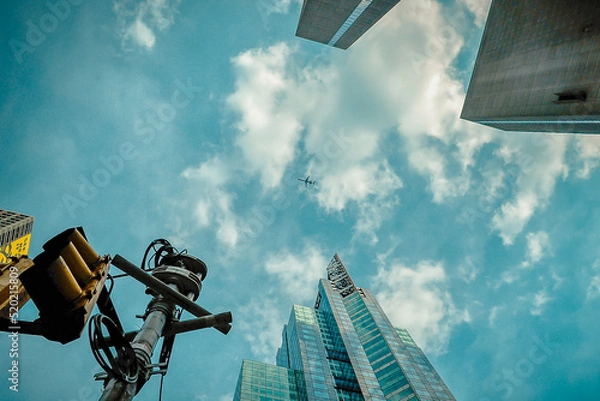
18;227;110;344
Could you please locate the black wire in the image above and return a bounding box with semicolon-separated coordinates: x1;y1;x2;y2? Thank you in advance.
89;314;138;384
105;275;115;298
140;239;171;271
158;373;165;401
153;243;177;268
89;315;113;375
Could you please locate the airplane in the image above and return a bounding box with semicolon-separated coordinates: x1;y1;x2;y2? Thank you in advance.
297;175;316;187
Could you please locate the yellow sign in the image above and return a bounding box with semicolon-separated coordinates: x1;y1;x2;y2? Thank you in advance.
0;234;32;264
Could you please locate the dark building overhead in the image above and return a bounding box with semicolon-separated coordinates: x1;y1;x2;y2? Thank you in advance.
296;0;402;49
461;0;600;133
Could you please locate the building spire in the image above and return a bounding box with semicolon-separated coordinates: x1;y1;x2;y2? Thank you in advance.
326;253;357;298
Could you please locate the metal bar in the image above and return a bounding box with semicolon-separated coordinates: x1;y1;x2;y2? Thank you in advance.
0;317;44;336
162;312;233;336
111;255;231;334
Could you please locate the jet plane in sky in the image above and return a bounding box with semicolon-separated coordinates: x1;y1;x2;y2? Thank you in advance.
297;175;316;187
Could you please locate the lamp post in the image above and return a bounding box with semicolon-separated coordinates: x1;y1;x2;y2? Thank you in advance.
1;229;231;401
91;243;232;401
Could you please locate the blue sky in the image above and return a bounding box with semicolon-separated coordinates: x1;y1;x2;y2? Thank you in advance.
1;0;600;400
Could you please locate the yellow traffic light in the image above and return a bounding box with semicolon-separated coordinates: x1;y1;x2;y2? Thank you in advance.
18;227;110;344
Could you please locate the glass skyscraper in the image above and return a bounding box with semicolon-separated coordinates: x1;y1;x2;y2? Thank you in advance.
233;254;456;401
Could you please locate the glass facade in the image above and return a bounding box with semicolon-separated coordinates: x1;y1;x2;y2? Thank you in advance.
234;360;307;401
233;254;456;401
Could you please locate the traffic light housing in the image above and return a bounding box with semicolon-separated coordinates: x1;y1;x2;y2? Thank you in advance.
18;227;110;344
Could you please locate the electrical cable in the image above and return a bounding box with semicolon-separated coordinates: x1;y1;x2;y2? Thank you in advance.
89;314;139;384
140;239;171;271
105;274;115;298
158;373;165;401
156;307;182;401
153;243;177;268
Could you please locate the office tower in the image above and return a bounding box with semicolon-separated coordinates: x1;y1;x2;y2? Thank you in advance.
0;210;34;259
233;254;456;401
461;0;600;133
0;209;34;318
296;0;402;49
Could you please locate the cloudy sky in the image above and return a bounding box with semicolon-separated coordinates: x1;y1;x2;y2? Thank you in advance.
1;0;600;400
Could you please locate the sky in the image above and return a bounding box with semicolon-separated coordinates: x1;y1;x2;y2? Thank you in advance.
1;0;600;400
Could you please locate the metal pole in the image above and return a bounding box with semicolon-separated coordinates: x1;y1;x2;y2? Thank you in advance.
98;294;176;401
95;250;230;401
97;379;136;401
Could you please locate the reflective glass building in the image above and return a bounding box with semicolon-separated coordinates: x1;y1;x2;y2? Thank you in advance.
233;254;456;401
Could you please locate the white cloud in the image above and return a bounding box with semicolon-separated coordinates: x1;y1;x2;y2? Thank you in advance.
181;156;241;248
574;136;600;179
488;305;502;327
182;154;231;187
315;160;401;212
226;0;494;202
491;135;569;245
264;244;328;302
530;290;552;316
354;191;401;246
338;0;494;203
237;298;287;362
371;260;469;355
223;0;577;250
113;0;180;50
458;257;479;283
497;268;519;288
408;145;470;203
257;0;295;15
227;44;303;190
587;275;600;300
128;18;156;49
586;260;600;301
226;43;403;243
223;0;499;242
521;231;551;268
457;0;492;26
